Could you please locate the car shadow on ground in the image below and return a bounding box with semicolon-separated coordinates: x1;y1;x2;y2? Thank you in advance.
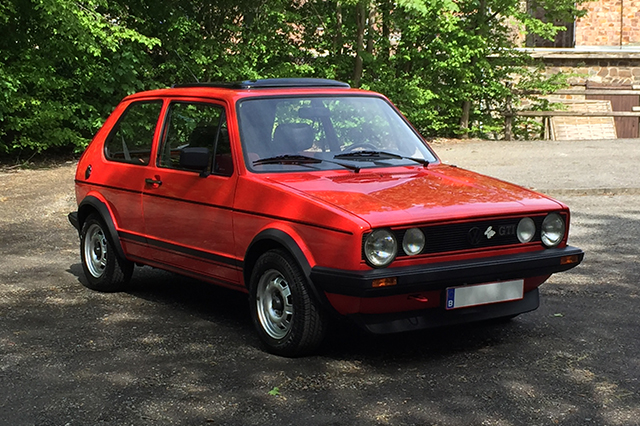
67;263;253;328
66;260;530;362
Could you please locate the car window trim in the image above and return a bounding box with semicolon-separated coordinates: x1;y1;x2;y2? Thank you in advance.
157;99;233;176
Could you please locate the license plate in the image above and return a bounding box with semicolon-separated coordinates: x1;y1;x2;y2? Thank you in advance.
445;279;524;310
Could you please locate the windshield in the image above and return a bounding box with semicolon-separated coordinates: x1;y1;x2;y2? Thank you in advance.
237;96;437;172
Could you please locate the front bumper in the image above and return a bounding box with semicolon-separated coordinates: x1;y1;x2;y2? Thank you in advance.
310;246;583;333
353;287;540;334
310;246;583;298
68;211;79;232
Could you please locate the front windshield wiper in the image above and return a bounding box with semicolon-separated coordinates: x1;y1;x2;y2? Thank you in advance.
253;154;361;172
253;154;322;166
334;150;429;167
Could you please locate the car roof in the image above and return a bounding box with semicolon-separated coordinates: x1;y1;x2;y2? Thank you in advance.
122;78;379;103
174;78;351;90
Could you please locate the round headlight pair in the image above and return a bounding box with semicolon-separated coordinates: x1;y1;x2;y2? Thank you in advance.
364;228;426;268
517;214;564;247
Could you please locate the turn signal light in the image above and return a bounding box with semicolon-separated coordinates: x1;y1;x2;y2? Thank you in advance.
560;255;580;265
372;277;397;288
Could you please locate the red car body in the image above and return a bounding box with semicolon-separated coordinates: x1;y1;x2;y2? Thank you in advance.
70;79;583;356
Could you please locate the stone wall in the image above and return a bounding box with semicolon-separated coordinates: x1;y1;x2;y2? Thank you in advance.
576;0;640;47
528;50;640;86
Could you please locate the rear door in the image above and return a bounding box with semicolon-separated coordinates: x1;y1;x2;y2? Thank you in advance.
141;99;241;288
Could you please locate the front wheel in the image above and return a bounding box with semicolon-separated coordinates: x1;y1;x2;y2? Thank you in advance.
249;250;327;357
80;213;133;292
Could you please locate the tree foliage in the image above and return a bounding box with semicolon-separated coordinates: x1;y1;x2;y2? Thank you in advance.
0;0;588;156
0;0;159;155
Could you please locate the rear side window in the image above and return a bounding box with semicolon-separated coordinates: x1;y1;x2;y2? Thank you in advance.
159;102;233;176
104;101;163;165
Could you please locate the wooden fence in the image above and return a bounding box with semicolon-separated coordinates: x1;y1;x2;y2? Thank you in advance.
503;88;640;140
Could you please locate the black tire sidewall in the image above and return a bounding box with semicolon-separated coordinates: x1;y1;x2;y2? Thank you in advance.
249;250;325;357
79;214;131;292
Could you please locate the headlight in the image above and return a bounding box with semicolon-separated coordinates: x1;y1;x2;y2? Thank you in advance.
402;228;425;255
364;229;397;267
541;213;565;247
516;217;536;243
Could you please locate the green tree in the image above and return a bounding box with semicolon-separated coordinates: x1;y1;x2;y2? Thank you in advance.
0;0;158;156
290;0;587;137
0;0;589;157
108;0;314;84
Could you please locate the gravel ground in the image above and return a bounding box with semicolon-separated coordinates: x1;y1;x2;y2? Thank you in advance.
0;140;638;426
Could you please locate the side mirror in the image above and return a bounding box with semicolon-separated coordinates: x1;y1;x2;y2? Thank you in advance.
179;147;210;172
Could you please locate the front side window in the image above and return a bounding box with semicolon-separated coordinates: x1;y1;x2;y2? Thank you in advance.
237;96;437;172
159;102;233;176
104;101;163;165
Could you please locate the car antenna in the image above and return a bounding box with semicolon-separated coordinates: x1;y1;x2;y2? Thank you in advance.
175;50;200;83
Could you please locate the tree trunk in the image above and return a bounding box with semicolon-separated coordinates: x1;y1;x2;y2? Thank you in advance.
334;1;343;56
366;4;375;55
353;1;365;87
460;100;471;138
381;0;391;60
459;0;484;138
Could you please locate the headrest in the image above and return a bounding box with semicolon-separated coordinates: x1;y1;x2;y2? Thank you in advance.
272;123;314;152
188;125;217;148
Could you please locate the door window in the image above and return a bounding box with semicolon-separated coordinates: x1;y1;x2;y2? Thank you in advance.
104;101;163;165
159;102;233;176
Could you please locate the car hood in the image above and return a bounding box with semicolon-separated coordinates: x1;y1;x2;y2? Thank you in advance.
266;165;562;227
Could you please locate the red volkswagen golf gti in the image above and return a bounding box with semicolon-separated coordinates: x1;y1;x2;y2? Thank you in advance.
69;78;583;356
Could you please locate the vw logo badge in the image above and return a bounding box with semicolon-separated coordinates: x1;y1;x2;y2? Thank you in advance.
468;227;483;246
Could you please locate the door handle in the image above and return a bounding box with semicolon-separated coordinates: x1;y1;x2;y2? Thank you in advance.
145;177;162;186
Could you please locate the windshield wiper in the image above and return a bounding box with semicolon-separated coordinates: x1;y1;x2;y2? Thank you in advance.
253;154;361;172
334;150;429;167
253;154;322;166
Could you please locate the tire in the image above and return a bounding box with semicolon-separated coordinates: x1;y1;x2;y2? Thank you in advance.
80;213;133;292
249;249;327;357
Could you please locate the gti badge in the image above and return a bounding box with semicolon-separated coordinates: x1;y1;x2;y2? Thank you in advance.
484;226;496;239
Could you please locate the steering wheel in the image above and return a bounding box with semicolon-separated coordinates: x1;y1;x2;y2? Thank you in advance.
343;142;378;153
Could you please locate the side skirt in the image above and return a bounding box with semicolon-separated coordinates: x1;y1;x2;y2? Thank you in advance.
127;254;248;294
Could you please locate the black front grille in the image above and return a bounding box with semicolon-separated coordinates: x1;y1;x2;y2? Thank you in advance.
393;215;546;258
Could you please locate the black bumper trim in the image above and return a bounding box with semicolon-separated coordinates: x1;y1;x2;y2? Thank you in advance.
68;212;79;232
310;246;583;297
352;288;540;334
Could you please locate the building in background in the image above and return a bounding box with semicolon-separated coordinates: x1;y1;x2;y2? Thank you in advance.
523;0;639;137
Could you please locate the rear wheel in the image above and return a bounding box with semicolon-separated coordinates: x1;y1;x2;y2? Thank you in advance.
249;250;327;357
80;213;133;292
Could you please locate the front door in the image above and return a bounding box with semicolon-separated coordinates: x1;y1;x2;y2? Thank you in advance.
142;100;241;288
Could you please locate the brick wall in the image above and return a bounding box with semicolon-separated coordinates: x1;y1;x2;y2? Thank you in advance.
576;0;640;46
